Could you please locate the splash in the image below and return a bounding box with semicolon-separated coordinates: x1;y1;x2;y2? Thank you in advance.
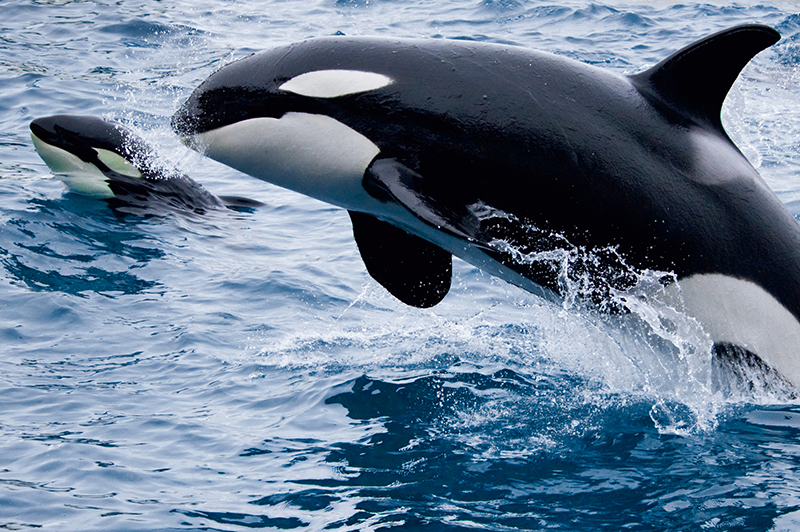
484;217;798;433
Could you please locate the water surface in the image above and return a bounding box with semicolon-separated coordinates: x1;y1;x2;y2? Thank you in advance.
2;1;800;530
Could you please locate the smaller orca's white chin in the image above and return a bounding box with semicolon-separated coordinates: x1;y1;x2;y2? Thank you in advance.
666;273;800;387
188;113;381;210
30;132;115;199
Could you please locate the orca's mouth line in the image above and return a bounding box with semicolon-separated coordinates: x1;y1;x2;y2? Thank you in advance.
30;115;164;184
30;120;101;166
29;115;149;169
171;77;379;139
171;88;313;138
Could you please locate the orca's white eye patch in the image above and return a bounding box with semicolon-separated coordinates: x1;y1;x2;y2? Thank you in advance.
279;69;393;98
95;148;142;178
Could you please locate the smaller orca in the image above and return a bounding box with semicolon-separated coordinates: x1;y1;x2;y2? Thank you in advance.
30;114;261;214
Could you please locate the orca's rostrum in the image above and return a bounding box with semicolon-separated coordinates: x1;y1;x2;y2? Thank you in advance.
173;25;800;385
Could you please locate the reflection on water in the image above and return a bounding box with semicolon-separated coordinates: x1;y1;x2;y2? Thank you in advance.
0;197;166;296
3;1;800;531
166;370;800;531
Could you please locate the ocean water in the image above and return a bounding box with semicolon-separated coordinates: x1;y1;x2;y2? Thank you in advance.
3;1;800;530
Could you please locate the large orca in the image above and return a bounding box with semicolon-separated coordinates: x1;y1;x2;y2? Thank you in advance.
172;25;800;386
30;115;260;214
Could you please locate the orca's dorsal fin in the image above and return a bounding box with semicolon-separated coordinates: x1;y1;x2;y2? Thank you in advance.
630;24;780;132
349;210;452;308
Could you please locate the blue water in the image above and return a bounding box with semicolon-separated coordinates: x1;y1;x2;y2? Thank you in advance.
3;1;800;530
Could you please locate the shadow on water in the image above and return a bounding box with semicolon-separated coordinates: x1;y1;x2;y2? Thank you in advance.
174;510;308;530
0;196;164;297
1;253;159;296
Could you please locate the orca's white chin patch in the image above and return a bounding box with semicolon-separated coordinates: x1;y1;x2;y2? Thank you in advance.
187;113;380;209
666;273;800;386
279;70;393;98
31;132;117;199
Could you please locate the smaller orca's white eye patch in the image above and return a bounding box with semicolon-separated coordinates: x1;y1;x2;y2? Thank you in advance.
279;69;393;98
95;149;142;178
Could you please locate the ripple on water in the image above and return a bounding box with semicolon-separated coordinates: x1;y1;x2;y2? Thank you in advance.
3;2;800;531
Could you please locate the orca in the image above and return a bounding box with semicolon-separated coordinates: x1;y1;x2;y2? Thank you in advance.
172;25;800;386
30;114;261;214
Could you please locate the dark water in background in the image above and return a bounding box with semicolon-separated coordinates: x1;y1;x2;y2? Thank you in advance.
3;1;800;530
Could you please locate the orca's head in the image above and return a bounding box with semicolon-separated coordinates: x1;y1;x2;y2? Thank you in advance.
30;115;150;198
172;38;399;210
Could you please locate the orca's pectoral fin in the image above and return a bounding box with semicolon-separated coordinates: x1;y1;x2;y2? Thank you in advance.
364;158;488;244
349;210;451;308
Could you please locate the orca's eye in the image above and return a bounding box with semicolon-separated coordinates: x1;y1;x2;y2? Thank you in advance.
279;70;393;98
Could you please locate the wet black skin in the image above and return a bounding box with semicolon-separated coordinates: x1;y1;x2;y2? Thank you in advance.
172;25;800;322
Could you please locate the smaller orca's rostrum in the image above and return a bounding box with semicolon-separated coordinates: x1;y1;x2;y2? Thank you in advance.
171;25;800;385
30;114;260;214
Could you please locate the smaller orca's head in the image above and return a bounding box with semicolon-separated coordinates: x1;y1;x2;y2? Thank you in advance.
172;39;397;210
30;115;152;198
